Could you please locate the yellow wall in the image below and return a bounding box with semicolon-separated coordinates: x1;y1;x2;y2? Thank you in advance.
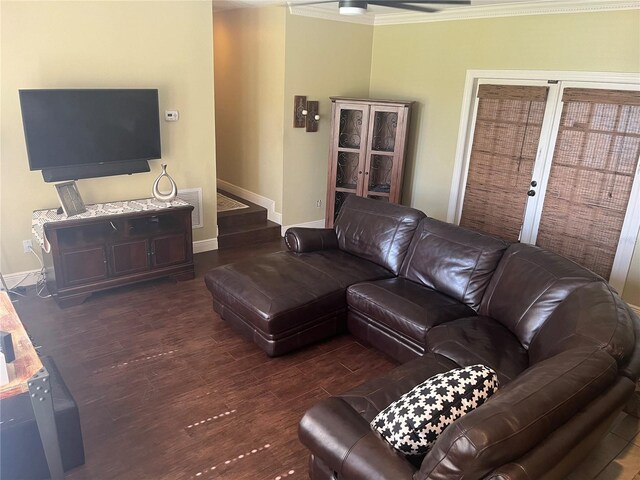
213;6;286;212
282;14;373;225
0;1;217;276
368;10;640;303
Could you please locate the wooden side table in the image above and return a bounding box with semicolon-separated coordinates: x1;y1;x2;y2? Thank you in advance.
0;292;64;480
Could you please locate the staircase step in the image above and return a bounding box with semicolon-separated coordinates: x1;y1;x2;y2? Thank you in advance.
218;220;282;249
217;208;267;229
217;190;268;229
217;190;282;249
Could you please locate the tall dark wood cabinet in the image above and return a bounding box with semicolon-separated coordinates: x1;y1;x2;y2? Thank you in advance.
325;97;413;227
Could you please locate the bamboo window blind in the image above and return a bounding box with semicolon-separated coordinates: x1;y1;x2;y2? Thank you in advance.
460;84;549;242
536;88;640;279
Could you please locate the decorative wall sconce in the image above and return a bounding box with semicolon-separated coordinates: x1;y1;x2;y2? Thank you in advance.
293;95;320;132
294;95;306;128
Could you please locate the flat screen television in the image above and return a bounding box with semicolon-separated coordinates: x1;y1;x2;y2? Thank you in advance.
19;89;161;182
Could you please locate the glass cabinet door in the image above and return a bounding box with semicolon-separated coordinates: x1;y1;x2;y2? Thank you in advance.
327;104;370;223
364;106;403;203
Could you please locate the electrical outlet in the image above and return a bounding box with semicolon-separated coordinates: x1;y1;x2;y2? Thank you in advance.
23;240;32;253
316;200;322;208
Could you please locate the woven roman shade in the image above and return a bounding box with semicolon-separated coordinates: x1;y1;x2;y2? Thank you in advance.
460;85;549;242
536;88;640;278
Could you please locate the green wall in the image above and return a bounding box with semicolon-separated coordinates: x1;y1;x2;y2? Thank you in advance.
369;9;640;303
282;14;373;225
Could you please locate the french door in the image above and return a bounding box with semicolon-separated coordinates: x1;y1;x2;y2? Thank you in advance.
452;74;640;292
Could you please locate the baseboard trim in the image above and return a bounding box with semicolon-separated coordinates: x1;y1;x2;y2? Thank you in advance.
2;270;39;289
193;238;218;254
217;179;283;225
280;219;325;236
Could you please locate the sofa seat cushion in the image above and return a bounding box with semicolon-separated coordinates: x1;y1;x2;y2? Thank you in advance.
339;353;461;423
347;278;475;347
205;250;393;352
425;316;529;385
371;364;499;457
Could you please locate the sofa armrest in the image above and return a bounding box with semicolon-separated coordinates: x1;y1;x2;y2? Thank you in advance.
298;397;415;480
416;346;619;480
285;227;338;253
484;375;634;480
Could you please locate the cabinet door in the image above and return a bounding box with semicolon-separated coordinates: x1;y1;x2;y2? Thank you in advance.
60;246;108;286
363;105;407;204
110;240;150;276
326;103;371;226
151;233;188;268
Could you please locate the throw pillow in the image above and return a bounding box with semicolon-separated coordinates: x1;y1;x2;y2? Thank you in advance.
371;364;499;457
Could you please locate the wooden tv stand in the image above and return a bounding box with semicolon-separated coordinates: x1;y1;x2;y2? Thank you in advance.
32;198;195;307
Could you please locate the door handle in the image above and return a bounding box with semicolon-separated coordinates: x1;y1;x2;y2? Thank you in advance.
531;180;538;187
527;190;536;197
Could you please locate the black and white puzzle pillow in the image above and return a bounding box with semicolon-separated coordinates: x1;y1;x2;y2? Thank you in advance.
371;364;499;457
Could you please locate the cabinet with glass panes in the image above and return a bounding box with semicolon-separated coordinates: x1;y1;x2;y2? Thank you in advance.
325;97;413;227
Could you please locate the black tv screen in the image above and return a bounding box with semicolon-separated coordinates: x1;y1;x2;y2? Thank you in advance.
19;89;161;182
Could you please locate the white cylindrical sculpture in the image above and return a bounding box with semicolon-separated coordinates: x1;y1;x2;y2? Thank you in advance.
152;164;177;202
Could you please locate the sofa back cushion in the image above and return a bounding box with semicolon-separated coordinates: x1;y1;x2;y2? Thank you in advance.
335;196;425;275
400;218;508;311
528;281;636;370
479;243;600;349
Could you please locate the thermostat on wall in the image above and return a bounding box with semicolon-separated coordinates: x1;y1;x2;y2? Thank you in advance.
165;110;179;122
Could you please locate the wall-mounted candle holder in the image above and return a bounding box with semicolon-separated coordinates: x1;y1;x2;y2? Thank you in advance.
294;95;307;128
305;101;319;132
293;95;320;133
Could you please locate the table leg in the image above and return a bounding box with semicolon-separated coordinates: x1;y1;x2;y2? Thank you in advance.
28;367;64;480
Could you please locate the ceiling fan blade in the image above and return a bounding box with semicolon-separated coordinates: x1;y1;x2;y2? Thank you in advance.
368;1;439;13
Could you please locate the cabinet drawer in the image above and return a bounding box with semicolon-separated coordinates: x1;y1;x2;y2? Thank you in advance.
61;247;108;286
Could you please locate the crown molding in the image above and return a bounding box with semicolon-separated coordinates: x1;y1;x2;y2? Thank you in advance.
288;1;639;26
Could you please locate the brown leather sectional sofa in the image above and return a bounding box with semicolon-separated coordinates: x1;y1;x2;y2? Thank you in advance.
204;195;640;479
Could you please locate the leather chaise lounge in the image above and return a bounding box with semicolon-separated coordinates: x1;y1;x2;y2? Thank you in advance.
204;196;425;356
204;195;640;479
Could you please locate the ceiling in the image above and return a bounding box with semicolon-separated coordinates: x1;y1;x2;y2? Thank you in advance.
212;0;638;25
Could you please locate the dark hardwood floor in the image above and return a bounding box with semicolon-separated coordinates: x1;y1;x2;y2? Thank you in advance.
11;238;640;479
13;239;397;480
